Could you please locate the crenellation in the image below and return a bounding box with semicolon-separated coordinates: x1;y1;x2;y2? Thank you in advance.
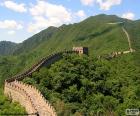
4;82;37;113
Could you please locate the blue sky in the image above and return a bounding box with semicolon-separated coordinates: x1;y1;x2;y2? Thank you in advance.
0;0;139;43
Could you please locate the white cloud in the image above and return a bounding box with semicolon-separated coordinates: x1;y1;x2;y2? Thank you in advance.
80;0;121;10
0;20;23;30
28;1;72;33
96;0;121;10
8;30;15;35
2;1;27;13
122;12;135;20
76;10;86;18
28;16;49;33
80;0;94;6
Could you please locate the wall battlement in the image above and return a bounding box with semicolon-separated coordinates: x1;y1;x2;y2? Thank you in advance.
4;81;37;114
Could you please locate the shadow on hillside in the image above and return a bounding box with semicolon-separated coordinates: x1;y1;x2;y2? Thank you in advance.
75;26;115;41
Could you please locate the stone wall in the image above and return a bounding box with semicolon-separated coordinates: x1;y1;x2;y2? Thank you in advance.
4;81;37;114
4;48;87;116
98;50;135;60
4;80;57;116
15;80;56;116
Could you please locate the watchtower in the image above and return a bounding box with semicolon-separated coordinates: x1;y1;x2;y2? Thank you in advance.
73;47;88;55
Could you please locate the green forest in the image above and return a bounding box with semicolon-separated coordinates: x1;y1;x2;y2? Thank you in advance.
23;54;140;116
0;89;26;115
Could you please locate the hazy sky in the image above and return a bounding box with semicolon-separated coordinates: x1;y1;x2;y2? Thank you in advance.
0;0;139;43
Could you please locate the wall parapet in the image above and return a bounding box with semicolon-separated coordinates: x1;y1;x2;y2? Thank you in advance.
4;81;37;114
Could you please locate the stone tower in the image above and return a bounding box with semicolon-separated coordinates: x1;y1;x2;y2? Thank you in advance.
73;47;88;55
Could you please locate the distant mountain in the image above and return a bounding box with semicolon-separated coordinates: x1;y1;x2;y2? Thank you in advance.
0;41;17;55
14;26;58;55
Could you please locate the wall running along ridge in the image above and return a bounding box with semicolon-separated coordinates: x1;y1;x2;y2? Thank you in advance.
4;48;86;116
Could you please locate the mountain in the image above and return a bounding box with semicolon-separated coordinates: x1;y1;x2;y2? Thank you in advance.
15;14;129;56
0;41;17;55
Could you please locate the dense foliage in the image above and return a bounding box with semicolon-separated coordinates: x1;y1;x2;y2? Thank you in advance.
23;54;140;116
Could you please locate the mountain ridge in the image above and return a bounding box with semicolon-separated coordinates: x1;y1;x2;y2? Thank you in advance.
0;14;138;55
0;41;17;55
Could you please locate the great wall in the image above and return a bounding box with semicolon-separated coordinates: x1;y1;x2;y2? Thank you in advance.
98;22;136;59
3;23;135;116
4;47;88;116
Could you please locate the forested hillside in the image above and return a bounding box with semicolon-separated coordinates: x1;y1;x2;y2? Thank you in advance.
0;41;17;55
13;14;130;56
23;54;140;115
0;88;26;115
0;14;140;115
